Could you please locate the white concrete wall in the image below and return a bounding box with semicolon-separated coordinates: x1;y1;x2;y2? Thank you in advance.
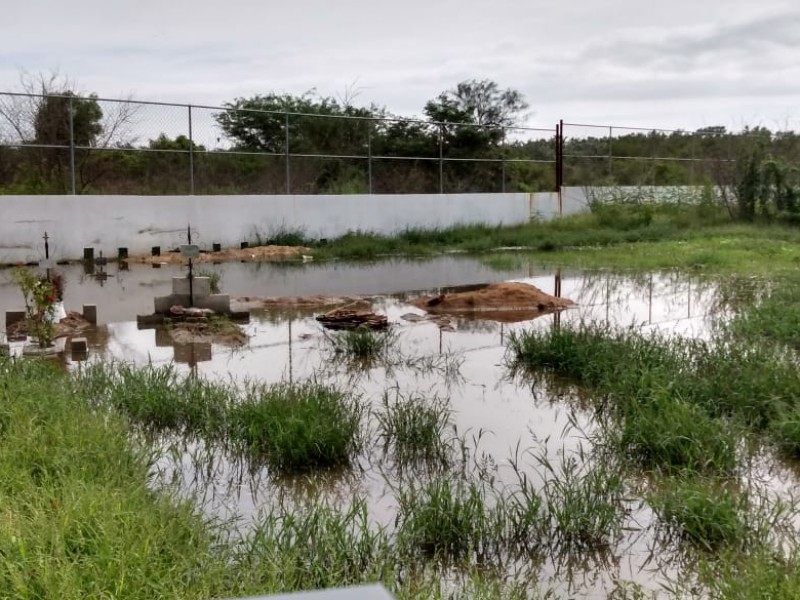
0;193;532;263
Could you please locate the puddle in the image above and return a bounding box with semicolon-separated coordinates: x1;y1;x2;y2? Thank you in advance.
0;257;779;597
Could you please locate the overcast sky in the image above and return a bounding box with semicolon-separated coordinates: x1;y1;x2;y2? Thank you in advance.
2;0;800;132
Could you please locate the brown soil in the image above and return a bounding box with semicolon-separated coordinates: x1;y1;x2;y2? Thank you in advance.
7;311;93;340
411;282;574;322
130;245;309;265
168;318;249;346
238;295;367;311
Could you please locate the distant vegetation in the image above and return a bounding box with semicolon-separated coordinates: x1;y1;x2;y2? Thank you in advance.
1;74;799;198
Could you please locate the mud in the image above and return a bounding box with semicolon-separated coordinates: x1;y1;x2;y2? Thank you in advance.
7;311;93;340
130;245;309;265
411;281;574;322
237;295;368;312
168;318;249;346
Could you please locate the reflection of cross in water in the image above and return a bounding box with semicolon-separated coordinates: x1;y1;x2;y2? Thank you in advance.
94;251;109;286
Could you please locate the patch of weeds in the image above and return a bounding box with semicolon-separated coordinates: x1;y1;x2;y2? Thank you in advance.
82;363;231;437
649;476;749;550
325;327;397;362
395;478;503;561
195;268;222;293
530;446;626;552
228;382;365;473
615;390;739;475
375;390;453;466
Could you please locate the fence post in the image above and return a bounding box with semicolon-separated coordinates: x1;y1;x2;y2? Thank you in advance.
501;128;506;193
367;120;373;194
608;126;613;181
690;133;696;185
438;124;444;194
68;96;76;195
188;105;195;195
285;112;291;194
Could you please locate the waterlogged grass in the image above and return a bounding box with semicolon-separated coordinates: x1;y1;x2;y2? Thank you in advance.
229;382;364;472
648;476;749;550
75;364;365;474
482;225;800;276
0;358;232;598
532;449;626;552
397;479;503;560
375;390;453;466
325;327;397;361
508;323;800;468
1;358;571;598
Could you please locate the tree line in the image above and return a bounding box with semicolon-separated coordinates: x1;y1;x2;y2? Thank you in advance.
1;73;798;213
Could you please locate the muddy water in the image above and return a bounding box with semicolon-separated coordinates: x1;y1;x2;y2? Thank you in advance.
0;257;756;597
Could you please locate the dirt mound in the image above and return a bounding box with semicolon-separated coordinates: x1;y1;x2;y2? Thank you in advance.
168;317;249;346
7;311;93;340
130;245;309;265
411;282;574;319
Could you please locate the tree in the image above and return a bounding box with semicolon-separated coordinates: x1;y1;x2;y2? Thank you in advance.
428;79;529;129
0;71;137;193
215;92;375;155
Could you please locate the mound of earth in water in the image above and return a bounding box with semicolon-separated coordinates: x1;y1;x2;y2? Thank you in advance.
130;245;308;265
7;310;93;341
411;282;574;322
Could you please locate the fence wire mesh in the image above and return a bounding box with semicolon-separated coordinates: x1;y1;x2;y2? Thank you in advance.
0;91;796;195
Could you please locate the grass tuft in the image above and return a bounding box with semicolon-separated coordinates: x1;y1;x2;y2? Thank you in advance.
229;382;365;472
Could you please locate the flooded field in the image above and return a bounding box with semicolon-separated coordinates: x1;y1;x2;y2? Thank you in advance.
0;256;788;598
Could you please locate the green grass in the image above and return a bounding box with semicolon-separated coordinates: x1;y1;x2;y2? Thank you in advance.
648;476;749;550
325;327;397;361
0;358;233;598
529;447;625;552
228;382;365;472
236;203;800;277
396;478;504;560
75;363;232;437
375;390;453;466
75;364;365;474
507;323;800;472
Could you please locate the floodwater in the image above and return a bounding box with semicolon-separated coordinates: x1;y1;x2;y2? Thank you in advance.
0;256;773;597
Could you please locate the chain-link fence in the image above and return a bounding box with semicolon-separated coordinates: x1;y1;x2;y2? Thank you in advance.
0;92;555;195
1;91;797;195
560;122;800;188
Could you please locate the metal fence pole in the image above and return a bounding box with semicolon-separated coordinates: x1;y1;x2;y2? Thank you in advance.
284;112;290;194
438;124;444;194
367;120;373;194
608;126;613;181
690;133;696;185
501;128;506;193
68;96;76;195
188;105;195;195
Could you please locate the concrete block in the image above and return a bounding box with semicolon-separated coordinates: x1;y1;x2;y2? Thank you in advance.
82;305;97;325
5;310;25;329
70;337;88;353
154;294;191;314
196;294;231;314
172;277;211;298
